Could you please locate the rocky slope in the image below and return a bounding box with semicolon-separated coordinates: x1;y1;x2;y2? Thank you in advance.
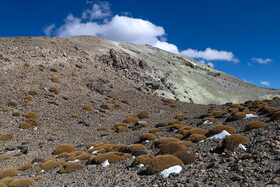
0;36;279;187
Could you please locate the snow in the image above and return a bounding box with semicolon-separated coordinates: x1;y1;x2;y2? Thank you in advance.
208;130;230;140
33;127;37;130
203;120;213;125
91;150;98;155
159;165;182;178
145;140;150;143
68;159;80;163
198;140;205;143
245;114;258;118
41;170;45;173
88;146;94;150
131;156;136;159
238;144;247;151
101;160;110;167
136;164;144;168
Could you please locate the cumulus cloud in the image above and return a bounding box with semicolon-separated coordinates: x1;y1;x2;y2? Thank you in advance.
251;58;272;64
44;1;238;58
261;81;270;86
82;1;111;20
43;24;56;36
181;48;239;63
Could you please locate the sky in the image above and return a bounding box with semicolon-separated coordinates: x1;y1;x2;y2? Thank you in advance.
1;0;279;89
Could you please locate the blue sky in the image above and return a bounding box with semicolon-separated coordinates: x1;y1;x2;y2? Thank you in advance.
1;0;279;89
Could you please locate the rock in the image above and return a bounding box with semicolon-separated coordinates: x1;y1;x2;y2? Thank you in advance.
86;79;111;95
230;173;243;181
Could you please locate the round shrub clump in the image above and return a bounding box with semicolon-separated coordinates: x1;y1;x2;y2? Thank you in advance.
168;120;183;126
245;121;267;131
123;115;140;123
185;128;208;137
1;108;9;112
151;138;181;148
9;178;35;187
140;133;156;141
27;90;37;96
174;114;188;121
260;107;278;114
157;143;186;155
90;152;131;164
97;126;109;131
0;134;13;141
39;159;59;171
145;155;183;174
0;168;18;179
53;144;76;155
212;110;224;117
203;117;219;123
84;104;93;111
222;134;250;149
174;151;197;164
187;134;207;142
112;104;123;109
270;111;280;121
1;176;14;184
206;125;236;137
59;163;84;174
50;77;60;83
50;68;58;72
23;112;38;119
226;112;246;121
72;113;80;118
122;99;130;105
163;98;173;104
125;144;147;153
149;128;163;133
131;155;155;167
25;96;33;101
49;87;60;94
19;164;34;171
170;104;178;108
19;122;31;129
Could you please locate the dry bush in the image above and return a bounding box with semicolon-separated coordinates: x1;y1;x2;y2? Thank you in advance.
0;168;18;179
151;137;181;148
145;155;183;174
112;104;123;109
178;126;192;133
90;152;131;164
23;64;30;67
167;124;183;131
123;115;140;123
245;121;267;131
0;176;14;184
168;120;183;126
72;113;80;118
50;77;60;83
24;118;39;127
174;114;188;120
226;112;246;121
50;68;58;72
25;96;33;101
270;111;280;121
170;104;178;108
202;117;219;123
18;164;33;171
53;144;76;155
19;122;31;129
27;90;37;96
206;125;236;137
179;141;194;148
84;104;93;111
228;107;237;112
22;103;28;107
23;112;38;119
185;128;208;137
187;134;207;142
222;134;250;149
34;176;43;181
137;111;150;119
76;153;91;160
97;126;109;131
115;126;127;133
174;134;184;139
125;144;147;153
1;108;9;112
140;133;156;141
130;155;155;167
273;96;279;100
0;155;11;163
213;110;224;117
52;132;59;136
59;163;84;174
14;152;23;157
149;128;163;133
8;178;35;187
49;87;60;94
40;159;59;171
122;99;130;105
100;103;112;110
157;143;186;155
260;107;278;114
0;134;13;141
163;98;173;104
108;96;119;100
174;151;197;164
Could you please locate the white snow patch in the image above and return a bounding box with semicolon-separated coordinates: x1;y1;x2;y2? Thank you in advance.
159;165;182;178
68;159;80;163
136;164;144;168
101;160;110;167
245;114;258;118
91;150;98;155
238;144;247;151
33;127;38;130
198;140;205;143
131;156;136;159
145;140;150;143
203;120;213;125
208;130;230;140
88;146;94;150
41;170;45;173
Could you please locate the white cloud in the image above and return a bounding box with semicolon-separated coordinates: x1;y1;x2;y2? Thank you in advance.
82;1;111;20
43;24;56;36
44;1;236;58
181;48;239;63
251;58;272;64
261;81;270;86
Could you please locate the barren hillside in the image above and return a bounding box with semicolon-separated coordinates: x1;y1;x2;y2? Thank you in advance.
0;36;279;187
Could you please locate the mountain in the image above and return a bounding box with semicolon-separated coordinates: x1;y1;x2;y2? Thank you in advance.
0;36;279;186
